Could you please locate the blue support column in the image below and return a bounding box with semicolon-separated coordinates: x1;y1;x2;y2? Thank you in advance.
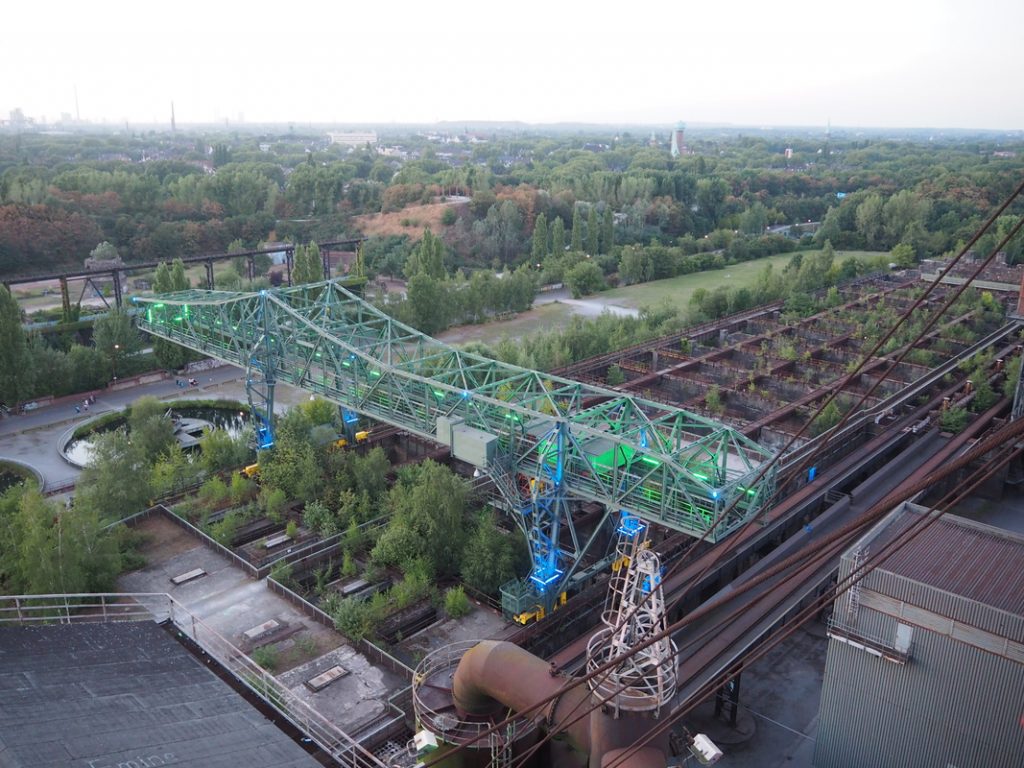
246;291;277;451
526;422;570;608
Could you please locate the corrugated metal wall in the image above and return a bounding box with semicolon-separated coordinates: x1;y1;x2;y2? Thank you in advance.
815;574;1024;767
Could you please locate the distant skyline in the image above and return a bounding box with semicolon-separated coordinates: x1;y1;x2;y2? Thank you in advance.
6;0;1024;131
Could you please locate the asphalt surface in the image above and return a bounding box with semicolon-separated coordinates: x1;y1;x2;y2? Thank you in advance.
0;362;311;491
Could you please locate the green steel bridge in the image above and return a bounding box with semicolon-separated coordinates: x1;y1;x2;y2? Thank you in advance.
135;280;775;609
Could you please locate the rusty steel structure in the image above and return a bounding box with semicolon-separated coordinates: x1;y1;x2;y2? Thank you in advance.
2;238;365;312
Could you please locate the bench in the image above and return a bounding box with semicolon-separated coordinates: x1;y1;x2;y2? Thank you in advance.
170;568;206;586
264;533;292;549
242;619;282;644
305;665;349;692
339;578;370;597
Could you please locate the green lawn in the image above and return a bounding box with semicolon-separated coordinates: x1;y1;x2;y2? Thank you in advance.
600;249;885;309
437;248;887;348
438;301;575;346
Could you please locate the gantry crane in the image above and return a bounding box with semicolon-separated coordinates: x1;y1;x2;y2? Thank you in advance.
134;280;775;612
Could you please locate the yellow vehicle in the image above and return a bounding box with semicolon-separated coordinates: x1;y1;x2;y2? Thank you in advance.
334;431;371;450
242;463;260;479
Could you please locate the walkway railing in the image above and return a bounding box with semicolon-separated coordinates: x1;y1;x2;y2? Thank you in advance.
0;593;390;768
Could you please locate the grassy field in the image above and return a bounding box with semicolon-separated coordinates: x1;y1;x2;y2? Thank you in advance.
440;248;886;347
600;249;885;309
438;301;575;346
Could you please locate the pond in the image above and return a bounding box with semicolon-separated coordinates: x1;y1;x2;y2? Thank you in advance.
0;465;35;495
64;405;251;468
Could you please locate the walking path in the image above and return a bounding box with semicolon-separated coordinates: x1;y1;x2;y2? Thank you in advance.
0;362;311;491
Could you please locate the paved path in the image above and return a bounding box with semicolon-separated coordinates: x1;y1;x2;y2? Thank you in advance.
0;363;312;491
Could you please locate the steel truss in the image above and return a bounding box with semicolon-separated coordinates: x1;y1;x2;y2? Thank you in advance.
135;281;776;598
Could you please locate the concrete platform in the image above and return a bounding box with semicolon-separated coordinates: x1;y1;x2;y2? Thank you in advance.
681;624;826;768
118;515;407;735
396;600;509;664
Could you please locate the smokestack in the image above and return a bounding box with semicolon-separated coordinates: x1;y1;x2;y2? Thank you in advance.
171;101;176;132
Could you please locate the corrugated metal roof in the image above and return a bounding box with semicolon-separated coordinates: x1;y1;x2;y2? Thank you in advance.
0;622;321;768
872;507;1024;618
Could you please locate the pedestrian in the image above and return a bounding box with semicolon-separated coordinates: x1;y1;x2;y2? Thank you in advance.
74;405;80;414
83;401;89;412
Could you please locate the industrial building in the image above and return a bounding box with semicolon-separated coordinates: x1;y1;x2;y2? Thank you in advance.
815;502;1024;768
0;621;322;768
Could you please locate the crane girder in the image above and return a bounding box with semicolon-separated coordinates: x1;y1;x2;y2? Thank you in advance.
134;281;776;543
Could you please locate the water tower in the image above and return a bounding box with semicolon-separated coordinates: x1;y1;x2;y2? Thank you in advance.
670;122;686;158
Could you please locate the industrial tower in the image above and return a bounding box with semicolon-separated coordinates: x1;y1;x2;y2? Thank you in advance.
670;122;686;158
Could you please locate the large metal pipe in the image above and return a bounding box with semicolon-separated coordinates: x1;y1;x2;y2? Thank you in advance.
452;640;668;768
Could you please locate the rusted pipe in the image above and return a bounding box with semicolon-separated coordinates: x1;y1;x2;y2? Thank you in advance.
600;747;668;768
453;640;593;753
452;640;668;768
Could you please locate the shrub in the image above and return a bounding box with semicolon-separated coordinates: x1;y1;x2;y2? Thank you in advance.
208;513;238;546
939;406;970;434
260;487;288;522
270;560;294;587
198;476;228;509
251;645;278;671
285;520;299;539
444;586;471;618
342;550;358;577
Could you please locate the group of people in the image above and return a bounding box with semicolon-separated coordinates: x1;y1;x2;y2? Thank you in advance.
73;395;97;415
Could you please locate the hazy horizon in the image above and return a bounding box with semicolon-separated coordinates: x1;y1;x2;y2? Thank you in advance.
7;0;1024;132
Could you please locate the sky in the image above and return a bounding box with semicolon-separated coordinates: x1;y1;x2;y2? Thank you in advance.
6;0;1024;131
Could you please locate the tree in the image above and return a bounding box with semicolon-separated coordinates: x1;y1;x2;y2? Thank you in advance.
405;273;450;335
564;261;605;298
89;241;120;262
75;430;153;519
618;246;653;286
151;259;193;370
890;242;916;268
570;206;583;252
586;206;599;255
0;485;122;595
606;364;625;386
93;309;142;380
696;177;728;227
404;229;445;279
883;190;931;246
128;397;176;464
66;345;110;391
0;285;31;407
814;206;842;247
531;212;548;262
292;242;324;284
460;511;528;593
705;385;724;415
200;428;252;473
259;435;321;504
855;193;884;248
739;202;768;235
372;460;469;578
551;216;566;256
601;206;614;255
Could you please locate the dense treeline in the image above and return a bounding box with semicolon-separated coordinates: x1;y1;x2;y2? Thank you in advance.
2;129;1022;280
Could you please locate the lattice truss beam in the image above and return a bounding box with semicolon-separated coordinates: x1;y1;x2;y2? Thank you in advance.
134;281;776;542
